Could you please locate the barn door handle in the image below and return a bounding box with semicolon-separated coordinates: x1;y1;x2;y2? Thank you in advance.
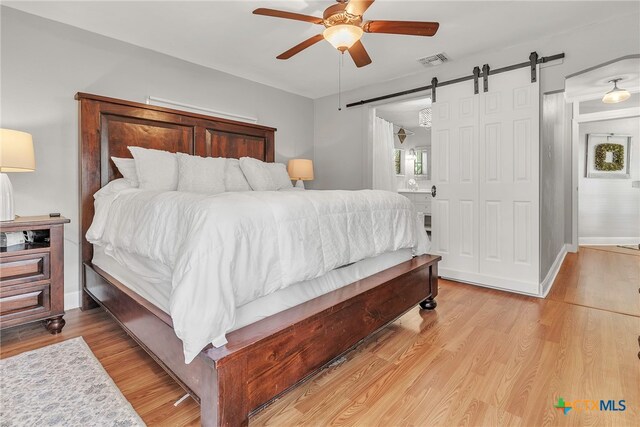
431;185;437;198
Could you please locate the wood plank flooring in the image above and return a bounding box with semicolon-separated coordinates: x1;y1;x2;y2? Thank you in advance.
548;246;640;317
2;247;638;426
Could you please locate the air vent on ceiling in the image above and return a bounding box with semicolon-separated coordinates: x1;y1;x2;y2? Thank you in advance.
417;52;450;67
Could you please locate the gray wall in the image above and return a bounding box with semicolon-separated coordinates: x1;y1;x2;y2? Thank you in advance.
0;7;315;309
578;117;640;243
312;10;640;191
540;93;572;282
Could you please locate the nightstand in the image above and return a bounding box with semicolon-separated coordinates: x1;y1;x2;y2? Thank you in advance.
0;215;70;334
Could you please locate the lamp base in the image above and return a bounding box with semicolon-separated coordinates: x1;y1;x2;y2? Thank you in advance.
0;173;15;222
295;180;305;189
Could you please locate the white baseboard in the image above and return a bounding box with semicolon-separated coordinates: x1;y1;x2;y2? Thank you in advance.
579;237;640;246
439;268;540;297
540;244;569;298
64;291;81;310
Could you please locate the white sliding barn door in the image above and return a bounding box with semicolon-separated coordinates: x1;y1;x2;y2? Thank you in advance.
431;79;479;274
431;66;540;295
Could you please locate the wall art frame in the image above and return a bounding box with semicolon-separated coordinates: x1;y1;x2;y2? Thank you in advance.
585;133;631;179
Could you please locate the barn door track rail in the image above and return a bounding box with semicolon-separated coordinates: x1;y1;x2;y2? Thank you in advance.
345;51;564;108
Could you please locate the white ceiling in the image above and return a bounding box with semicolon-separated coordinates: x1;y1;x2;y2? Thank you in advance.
565;56;640;102
376;96;431;131
5;1;639;99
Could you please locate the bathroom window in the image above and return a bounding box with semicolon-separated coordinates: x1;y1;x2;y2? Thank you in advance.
394;149;404;175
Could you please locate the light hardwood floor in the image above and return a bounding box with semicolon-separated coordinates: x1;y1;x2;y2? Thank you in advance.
1;248;638;426
548;246;640;317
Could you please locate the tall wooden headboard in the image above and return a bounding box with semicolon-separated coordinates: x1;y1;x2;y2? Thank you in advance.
76;92;276;265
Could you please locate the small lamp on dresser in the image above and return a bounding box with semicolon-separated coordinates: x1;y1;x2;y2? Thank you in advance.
287;159;314;189
0;129;36;222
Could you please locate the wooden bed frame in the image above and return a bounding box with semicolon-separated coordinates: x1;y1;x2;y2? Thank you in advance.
77;92;441;426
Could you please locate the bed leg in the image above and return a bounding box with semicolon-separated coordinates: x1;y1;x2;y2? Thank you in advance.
419;262;438;310
419;297;437;310
200;358;249;427
81;287;98;310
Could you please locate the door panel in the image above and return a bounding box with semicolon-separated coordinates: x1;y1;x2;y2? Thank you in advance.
431;80;479;273
478;67;539;292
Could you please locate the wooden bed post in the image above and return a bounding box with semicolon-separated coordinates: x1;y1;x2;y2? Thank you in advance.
420;262;439;310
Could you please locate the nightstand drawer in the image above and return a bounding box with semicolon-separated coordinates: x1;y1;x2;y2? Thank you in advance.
0;252;50;286
0;282;51;323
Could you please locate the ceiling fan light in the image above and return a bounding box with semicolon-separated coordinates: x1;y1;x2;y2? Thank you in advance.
323;24;363;51
602;79;631;104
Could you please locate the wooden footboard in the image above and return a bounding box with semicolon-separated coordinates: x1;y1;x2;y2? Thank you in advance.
83;254;440;426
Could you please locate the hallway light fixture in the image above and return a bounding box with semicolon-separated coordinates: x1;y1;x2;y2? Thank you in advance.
602;78;631;104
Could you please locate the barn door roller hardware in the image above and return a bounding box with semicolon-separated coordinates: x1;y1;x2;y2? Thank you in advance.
473;66;481;95
482;64;491;92
346;51;563;107
431;77;438;103
529;51;539;83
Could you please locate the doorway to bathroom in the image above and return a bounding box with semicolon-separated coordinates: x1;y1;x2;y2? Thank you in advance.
375;97;433;238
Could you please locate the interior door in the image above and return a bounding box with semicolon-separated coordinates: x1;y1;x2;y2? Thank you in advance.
431;66;540;295
431;79;479;274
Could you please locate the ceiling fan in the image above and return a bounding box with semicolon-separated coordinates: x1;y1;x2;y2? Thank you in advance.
253;0;439;68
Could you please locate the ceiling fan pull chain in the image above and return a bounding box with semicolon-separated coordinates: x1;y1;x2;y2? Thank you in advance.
338;52;343;111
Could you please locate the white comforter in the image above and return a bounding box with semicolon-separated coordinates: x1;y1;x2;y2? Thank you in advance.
87;184;429;363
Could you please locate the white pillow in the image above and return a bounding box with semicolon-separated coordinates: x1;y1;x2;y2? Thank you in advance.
111;157;139;187
239;157;292;191
269;163;294;190
176;153;226;195
128;146;178;191
224;158;252;192
94;178;136;199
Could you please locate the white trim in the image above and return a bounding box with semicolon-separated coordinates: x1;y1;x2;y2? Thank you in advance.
577;107;640;123
571;102;580;253
64;290;81;310
146;96;258;124
579;237;640;246
439;268;540;297
540;244;568;298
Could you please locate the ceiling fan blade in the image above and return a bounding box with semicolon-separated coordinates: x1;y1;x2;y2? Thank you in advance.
253;8;323;25
346;0;375;16
276;34;325;60
363;20;440;36
348;40;372;68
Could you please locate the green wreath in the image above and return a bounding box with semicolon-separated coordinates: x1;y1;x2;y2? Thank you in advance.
594;143;624;172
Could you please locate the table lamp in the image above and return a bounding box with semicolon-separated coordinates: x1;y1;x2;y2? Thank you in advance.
0;129;36;221
287;159;314;189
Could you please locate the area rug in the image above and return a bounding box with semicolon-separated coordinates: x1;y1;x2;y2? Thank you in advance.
0;337;145;426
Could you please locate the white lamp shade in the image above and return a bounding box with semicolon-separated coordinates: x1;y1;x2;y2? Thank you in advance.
602;79;631;104
0;129;35;172
602;88;631;104
287;159;314;181
323;25;363;51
